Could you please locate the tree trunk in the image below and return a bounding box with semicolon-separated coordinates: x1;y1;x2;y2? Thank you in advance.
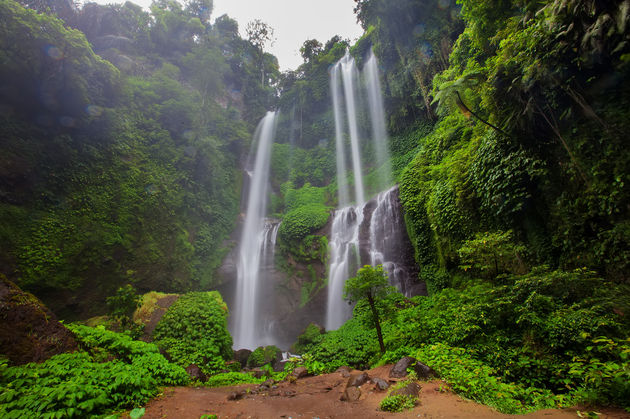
367;293;386;354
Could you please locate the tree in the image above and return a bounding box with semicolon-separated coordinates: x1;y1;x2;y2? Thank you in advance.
245;19;275;85
344;265;394;354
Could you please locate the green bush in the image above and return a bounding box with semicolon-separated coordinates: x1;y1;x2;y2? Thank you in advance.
247;345;280;368
379;394;417;412
0;325;188;418
152;291;232;375
278;206;329;243
291;323;324;354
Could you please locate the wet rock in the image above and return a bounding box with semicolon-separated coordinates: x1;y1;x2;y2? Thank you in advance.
347;372;370;388
291;366;309;379
372;377;390;391
336;366;352;377
0;275;77;365
185;364;207;382
233;349;252;367
340;386;361;402
390;356;416;378
390;381;421;398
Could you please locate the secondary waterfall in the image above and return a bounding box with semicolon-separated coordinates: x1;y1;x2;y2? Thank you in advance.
233;111;277;349
327;51;410;330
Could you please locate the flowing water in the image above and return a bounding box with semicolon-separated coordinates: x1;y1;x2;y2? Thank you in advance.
326;52;413;330
232;112;277;349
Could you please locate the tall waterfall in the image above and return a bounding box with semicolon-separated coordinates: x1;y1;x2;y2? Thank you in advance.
233;111;277;349
326;51;413;330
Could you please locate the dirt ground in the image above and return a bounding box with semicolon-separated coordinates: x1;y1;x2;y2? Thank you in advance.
141;365;630;419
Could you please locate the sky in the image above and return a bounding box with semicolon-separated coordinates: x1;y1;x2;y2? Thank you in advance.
88;0;364;71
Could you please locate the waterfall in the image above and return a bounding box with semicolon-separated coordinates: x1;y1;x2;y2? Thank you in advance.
365;49;393;191
325;205;364;331
326;51;415;330
368;187;413;297
232;111;277;349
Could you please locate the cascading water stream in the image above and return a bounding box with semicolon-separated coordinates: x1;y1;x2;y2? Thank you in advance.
326;51;415;330
365;49;393;191
232;111;277;349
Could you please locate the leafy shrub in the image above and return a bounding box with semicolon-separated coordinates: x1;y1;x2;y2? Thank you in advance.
106;284;142;329
415;343;568;414
278;205;329;243
247;345;280;368
307;317;379;371
291;323;324;354
457;230;527;278
379;394;417;412
0;325;188;418
152;291;232;375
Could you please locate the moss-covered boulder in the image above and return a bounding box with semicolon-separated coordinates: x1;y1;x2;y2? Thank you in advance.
0;275;77;364
246;345;281;368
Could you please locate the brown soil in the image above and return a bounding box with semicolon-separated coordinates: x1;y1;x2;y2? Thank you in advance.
141;365;630;419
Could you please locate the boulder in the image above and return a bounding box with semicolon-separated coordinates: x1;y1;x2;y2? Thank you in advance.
0;275;77;365
389;356;436;379
185;364;207;382
233;348;252;367
414;361;437;379
390;356;416;378
347;371;370;388
390;381;421;398
372;377;390;391
340;386;361;402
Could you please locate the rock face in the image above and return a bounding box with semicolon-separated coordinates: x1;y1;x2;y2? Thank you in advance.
0;275;77;365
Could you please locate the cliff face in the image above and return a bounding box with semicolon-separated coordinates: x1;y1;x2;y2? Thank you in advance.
0;275;77;365
218;187;424;350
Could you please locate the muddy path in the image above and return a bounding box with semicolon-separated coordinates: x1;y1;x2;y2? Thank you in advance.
141;366;630;419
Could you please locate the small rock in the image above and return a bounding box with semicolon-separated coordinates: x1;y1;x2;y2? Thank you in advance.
336;366;352;377
372;377;389;391
283;390;297;397
390;381;421;398
251;368;268;379
340;386;361;402
292;366;309;379
185;364;207;382
227;390;246;401
262;378;275;387
347;372;370;388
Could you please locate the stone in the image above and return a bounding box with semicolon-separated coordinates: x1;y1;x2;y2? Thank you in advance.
185;364;207;382
390;356;416;378
0;275;77;365
340;386;361;402
251;368;268;379
347;372;370;388
372;377;390;391
291;366;309;379
414;361;437;379
336;366;352;377
233;349;252;367
227;390;247;401
390;381;421;398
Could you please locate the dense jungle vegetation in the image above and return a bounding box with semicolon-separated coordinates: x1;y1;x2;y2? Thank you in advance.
1;0;630;417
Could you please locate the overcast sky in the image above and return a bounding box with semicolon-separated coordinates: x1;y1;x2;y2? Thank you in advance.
88;0;364;71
